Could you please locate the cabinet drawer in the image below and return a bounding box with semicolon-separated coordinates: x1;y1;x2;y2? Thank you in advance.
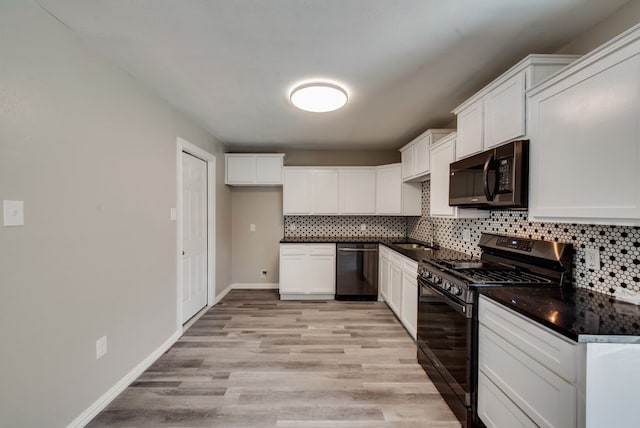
280;244;308;256
479;325;577;428
309;244;335;256
478;371;537;428
479;296;577;383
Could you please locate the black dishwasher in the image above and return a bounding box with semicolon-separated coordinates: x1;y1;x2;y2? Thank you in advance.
336;243;378;301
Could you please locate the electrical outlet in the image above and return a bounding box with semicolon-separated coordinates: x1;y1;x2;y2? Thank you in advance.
250;223;256;232
289;224;296;231
585;248;600;270
462;228;471;242
96;336;107;360
360;224;367;231
260;269;267;278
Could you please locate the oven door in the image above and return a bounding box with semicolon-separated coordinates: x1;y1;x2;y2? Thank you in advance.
417;278;473;409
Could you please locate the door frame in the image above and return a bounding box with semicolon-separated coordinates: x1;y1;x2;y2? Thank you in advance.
176;137;216;330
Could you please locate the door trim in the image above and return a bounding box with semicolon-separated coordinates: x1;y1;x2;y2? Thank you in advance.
176;137;216;331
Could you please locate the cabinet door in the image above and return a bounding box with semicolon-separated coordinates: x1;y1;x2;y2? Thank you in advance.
279;253;308;294
389;261;403;316
309;254;336;294
484;73;525;149
339;169;376;214
255;156;283;184
456;99;484;159
478;371;537;428
379;255;390;301
430;137;456;217
401;268;418;340
414;135;431;176
401;147;415;180
314;169;339;214
528;51;640;225
226;156;255;184
283;169;312;214
376;165;402;215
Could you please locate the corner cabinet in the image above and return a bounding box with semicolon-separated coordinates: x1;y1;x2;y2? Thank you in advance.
225;153;285;186
279;244;336;300
400;129;454;182
376;164;421;216
527;24;640;226
453;55;578;160
429;133;490;219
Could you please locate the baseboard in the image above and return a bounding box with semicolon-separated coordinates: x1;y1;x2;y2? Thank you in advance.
66;329;182;428
215;283;233;303
231;283;279;290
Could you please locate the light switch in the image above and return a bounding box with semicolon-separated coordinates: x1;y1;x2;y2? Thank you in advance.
250;224;256;232
170;208;177;221
3;200;24;226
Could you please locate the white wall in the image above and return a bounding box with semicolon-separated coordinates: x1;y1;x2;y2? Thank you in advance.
0;1;231;426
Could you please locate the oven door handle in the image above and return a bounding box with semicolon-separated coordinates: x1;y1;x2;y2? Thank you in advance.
420;281;470;317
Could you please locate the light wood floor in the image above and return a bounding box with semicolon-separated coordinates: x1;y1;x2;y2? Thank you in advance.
88;290;460;427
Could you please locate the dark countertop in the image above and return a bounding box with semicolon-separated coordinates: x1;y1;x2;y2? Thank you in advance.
478;286;640;344
280;236;475;263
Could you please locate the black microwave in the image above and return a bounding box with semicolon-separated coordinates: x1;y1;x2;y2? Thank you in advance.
449;140;528;209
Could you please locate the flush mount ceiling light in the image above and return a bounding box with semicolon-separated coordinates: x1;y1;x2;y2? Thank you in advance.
290;83;348;112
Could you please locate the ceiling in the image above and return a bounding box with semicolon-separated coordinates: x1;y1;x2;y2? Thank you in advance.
38;0;629;150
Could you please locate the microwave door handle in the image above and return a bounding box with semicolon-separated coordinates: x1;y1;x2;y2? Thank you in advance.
483;153;495;201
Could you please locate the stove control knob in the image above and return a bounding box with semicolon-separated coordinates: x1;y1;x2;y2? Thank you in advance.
443;282;452;292
424;271;432;279
450;285;462;296
433;275;442;284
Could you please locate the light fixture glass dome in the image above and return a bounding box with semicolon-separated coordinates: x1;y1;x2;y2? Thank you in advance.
290;83;348;112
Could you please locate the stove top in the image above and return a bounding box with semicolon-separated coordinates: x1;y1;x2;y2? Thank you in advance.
418;234;573;303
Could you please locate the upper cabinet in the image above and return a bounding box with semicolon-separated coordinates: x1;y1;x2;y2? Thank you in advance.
283;165;421;216
453;55;579;160
376;164;421;216
339;168;377;215
527;24;640;226
400;129;454;182
430;133;490;219
225;153;285;186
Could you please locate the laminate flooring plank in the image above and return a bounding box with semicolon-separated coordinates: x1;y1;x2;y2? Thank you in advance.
87;289;460;428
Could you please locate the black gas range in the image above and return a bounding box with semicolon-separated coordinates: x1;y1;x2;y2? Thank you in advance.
416;233;573;427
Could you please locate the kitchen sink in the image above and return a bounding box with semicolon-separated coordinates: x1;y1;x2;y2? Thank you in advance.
393;243;432;251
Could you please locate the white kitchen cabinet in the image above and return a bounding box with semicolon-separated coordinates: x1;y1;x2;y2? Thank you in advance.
283;168;313;214
400;129;454;182
376;163;422;216
378;245;418;339
283;168;339;215
388;255;403;316
225;153;285;186
400;259;418;340
479;293;640;428
339;168;376;215
314;169;340;214
279;244;335;300
378;246;391;301
478;298;577;428
430;133;490;219
527;26;640;226
453;55;578;160
456;99;484;159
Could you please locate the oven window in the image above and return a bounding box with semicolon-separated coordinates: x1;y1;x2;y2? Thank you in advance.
417;282;471;400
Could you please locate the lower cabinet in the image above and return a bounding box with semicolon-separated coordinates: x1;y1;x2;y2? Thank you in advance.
478;296;578;428
279;244;336;300
379;245;418;340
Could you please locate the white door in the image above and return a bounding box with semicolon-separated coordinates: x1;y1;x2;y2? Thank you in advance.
181;152;208;323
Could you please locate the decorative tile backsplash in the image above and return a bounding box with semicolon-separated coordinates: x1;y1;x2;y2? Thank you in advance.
284;216;406;238
407;180;640;295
